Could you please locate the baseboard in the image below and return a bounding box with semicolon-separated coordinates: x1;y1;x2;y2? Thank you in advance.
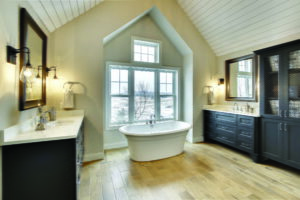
83;152;104;162
193;136;204;143
104;141;128;150
186;135;204;143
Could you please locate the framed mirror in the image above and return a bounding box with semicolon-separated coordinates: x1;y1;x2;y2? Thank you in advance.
19;8;47;110
225;54;257;101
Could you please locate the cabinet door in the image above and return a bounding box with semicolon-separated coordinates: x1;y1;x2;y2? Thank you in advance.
261;118;283;161
260;51;285;119
283;122;300;168
285;45;300;120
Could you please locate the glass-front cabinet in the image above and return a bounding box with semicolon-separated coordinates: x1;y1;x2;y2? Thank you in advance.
263;53;280;116
287;48;300;119
257;40;300;120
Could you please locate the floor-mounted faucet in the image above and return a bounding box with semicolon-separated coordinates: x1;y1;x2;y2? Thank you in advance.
146;114;156;125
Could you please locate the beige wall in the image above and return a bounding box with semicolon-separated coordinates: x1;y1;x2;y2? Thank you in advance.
104;15;183;66
0;1;48;198
48;0;216;160
215;32;300;111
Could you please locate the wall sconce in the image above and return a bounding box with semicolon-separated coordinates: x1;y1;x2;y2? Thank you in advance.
7;45;33;82
218;78;224;85
46;66;58;79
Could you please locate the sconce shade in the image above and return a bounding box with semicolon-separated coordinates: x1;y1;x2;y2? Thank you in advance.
218;78;225;85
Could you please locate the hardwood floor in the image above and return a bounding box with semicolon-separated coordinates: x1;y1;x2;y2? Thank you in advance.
79;142;300;200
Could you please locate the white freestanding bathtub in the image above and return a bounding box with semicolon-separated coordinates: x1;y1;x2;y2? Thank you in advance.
119;121;192;161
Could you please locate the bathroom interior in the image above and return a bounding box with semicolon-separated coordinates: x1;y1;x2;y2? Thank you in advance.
1;0;300;199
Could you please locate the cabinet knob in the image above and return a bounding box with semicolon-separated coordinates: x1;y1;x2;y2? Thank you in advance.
284;123;288;132
279;123;283;131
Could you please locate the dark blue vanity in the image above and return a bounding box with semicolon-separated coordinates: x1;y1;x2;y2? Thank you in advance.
204;110;259;161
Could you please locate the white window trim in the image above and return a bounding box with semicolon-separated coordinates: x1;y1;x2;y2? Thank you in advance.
131;36;162;65
105;61;180;130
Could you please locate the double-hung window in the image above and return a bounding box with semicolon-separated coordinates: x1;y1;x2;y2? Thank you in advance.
107;64;178;127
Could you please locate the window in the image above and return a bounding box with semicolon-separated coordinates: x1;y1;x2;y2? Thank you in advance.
237;59;253;97
132;38;160;63
107;64;178;127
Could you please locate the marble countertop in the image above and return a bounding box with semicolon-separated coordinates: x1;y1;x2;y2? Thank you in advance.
203;105;260;117
0;110;84;146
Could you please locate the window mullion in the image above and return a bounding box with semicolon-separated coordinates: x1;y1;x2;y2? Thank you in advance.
129;69;134;123
173;71;177;120
156;70;160;120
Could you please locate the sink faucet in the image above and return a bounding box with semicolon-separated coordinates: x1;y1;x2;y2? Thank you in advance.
146;114;156;125
246;103;250;113
35;106;56;131
233;103;239;111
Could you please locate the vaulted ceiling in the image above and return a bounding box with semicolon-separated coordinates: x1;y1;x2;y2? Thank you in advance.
24;0;300;56
177;0;300;56
25;0;103;33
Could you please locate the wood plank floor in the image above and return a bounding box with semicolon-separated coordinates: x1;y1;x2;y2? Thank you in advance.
79;142;300;200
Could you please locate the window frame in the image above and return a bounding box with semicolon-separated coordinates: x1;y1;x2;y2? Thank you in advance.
131;36;162;65
105;61;180;130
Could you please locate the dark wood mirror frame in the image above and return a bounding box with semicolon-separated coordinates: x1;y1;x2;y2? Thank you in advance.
225;54;258;102
19;8;47;110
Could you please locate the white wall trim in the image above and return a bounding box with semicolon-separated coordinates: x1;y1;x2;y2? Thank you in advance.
193;136;204;143
104;141;128;150
83;152;104;162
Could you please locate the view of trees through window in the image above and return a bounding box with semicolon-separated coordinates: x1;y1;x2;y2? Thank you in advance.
237;59;253;97
108;65;177;126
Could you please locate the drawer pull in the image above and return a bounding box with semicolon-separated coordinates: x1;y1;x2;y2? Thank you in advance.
240;142;250;147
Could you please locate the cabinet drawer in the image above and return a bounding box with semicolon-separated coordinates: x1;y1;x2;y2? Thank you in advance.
216;123;236;135
237;128;253;140
238;115;254;128
237;140;253;152
216;132;235;145
215;113;236;124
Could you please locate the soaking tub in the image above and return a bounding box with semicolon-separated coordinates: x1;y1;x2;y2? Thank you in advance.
119;121;192;161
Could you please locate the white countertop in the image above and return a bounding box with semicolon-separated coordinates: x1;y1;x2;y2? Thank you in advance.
0;110;84;146
203;105;260;117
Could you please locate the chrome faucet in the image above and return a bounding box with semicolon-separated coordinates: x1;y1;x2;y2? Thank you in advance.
146;114;156;125
35;106;56;131
233;103;239;112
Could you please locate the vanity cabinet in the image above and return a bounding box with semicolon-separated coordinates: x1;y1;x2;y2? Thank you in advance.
256;39;300;170
204;110;259;161
2;124;84;200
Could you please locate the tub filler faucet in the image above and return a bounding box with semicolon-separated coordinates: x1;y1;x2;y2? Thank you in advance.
146;114;156;125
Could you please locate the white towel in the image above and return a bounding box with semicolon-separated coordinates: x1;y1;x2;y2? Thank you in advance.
63;89;74;109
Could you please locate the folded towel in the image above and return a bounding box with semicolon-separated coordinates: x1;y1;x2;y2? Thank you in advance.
63;89;74;109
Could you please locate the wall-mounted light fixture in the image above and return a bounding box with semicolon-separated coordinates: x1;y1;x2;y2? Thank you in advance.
218;78;224;85
7;45;33;82
46;66;58;79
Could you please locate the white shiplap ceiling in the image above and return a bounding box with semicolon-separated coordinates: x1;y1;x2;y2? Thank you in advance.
177;0;300;56
24;0;103;33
